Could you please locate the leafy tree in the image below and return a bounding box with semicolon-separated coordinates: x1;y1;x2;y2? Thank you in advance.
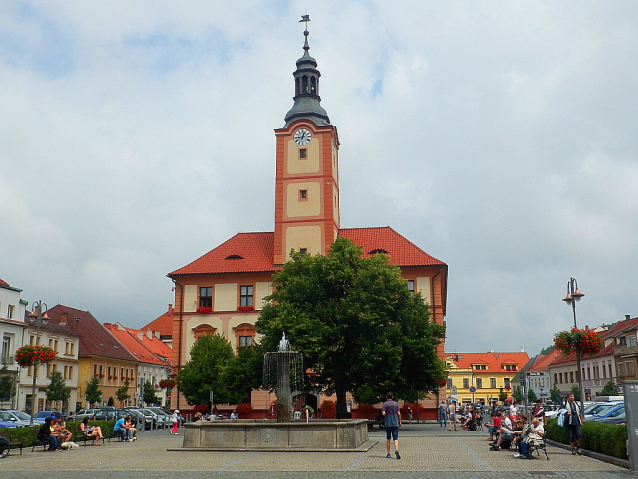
85;376;102;407
221;344;264;405
0;365;16;402
116;380;131;405
498;387;507;403
46;370;71;409
600;381;617;396
176;334;235;406
512;385;524;403
569;384;581;401
549;384;561;404
527;388;538;404
539;345;555;355
256;237;447;418
143;380;159;406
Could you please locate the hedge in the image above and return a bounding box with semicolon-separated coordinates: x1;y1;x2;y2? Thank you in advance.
545;417;627;459
5;421;115;447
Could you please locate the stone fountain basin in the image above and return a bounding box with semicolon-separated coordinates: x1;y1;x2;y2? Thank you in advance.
173;419;376;452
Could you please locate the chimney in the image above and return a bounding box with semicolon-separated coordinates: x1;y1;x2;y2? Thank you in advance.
104;323;111;329
155;331;160;339
60;312;69;327
168;304;173;316
626;315;631;321
147;329;153;340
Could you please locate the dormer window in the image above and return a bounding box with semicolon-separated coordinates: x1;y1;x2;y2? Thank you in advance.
225;254;244;260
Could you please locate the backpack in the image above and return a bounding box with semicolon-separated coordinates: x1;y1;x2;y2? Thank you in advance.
557;409;568;427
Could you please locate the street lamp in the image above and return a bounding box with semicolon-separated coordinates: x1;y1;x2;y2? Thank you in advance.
562;277;584;413
26;301;49;425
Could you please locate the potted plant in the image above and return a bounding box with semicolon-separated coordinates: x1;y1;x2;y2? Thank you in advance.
554;328;603;356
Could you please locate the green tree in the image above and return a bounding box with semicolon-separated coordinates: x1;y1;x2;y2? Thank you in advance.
600;381;617;396
85;376;102;407
527;388;538;404
116;380;131;406
549;384;560;403
498;387;507;403
569;384;581;401
143;380;159;406
539;345;555;355
0;365;16;402
256;237;447;418
176;334;234;406
221;344;264;405
512;385;524;403
45;370;71;410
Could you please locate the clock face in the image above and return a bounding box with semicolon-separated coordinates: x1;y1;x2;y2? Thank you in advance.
293;128;312;146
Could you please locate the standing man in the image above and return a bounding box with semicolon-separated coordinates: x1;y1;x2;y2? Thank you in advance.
438;401;447;427
170;409;180;435
565;393;583;455
382;391;402;459
448;400;457;431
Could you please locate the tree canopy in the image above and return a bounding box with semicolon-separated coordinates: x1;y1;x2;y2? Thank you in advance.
85;376;102;407
45;370;71;405
143;380;159;406
177;333;235;406
256;237;446;418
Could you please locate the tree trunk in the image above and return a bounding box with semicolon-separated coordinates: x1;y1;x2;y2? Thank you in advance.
335;379;349;419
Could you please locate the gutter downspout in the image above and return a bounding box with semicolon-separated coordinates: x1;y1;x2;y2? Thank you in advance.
170;277;184;410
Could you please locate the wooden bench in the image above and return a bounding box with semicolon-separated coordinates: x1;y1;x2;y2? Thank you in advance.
73;425;105;445
527;428;549;460
31;428;50;452
0;429;23;456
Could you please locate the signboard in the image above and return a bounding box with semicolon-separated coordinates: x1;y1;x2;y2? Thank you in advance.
469;386;477;393
210;391;214;403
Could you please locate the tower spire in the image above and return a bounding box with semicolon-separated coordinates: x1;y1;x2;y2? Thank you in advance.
284;16;330;127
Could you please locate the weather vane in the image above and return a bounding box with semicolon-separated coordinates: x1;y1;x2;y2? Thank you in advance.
299;14;310;31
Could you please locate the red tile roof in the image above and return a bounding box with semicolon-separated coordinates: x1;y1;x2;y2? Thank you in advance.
104;323;171;366
549;342;614;366
142;310;174;338
168;227;446;276
446;351;530;370
0;278;8;286
46;305;138;363
527;349;562;372
600;316;638;340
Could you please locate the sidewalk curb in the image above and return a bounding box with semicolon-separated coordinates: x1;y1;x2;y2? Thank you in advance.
547;439;631;469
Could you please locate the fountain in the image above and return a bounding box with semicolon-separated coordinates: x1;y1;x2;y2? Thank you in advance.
176;333;374;451
263;333;304;423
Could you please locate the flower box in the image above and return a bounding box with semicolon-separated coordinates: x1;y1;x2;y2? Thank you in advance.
196;307;212;314
237;305;255;312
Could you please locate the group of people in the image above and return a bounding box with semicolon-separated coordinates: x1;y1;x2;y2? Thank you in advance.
38;416;76;451
438;400;483;431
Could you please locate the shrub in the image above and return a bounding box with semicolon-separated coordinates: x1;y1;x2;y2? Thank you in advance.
320;400;336;419
236;403;253;414
546;417;627;459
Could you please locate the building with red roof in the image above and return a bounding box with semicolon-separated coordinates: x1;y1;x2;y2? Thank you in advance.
444;351;529;405
167;27;448;413
104;322;172;407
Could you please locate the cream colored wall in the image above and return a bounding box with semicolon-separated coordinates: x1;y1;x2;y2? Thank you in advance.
285;225;323;260
417;277;431;304
229;314;258;336
214;283;237;311
286;138;320;174
332;184;339;226
184;284;197;312
255;282;271;310
286;181;321;217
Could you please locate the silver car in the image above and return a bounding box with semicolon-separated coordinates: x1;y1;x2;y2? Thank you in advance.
0;409;44;426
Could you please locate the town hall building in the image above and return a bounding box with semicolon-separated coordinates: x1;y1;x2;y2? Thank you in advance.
167;24;448;416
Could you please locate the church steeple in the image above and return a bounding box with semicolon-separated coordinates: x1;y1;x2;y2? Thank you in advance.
273;16;340;265
284;24;330;127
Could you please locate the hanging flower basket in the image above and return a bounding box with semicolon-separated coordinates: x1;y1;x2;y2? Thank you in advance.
14;345;57;367
554;328;603;356
159;378;177;389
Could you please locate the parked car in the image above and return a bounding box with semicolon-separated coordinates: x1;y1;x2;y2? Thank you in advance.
0;420;18;428
93;408;145;429
146;407;185;426
596;412;626;425
0;409;44;426
587;404;624;422
67;407;115;423
33;411;64;421
124;407;157;429
142;408;171;429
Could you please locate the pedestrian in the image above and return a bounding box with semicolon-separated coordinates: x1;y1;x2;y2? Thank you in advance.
170;409;180;435
564;393;583;455
0;435;10;458
381;391;401;460
447;400;457;431
438;401;447;427
303;404;314;423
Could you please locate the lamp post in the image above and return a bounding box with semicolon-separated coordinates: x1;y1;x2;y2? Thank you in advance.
562;277;585;413
26;301;49;425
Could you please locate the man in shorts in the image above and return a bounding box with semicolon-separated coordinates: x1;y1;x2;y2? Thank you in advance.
382;391;402;459
565;393;583;455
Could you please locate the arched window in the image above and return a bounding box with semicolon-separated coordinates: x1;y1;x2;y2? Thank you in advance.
235;323;256;348
193;324;216;341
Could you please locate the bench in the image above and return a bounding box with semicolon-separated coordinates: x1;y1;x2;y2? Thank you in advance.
73;425;105;445
527;429;549;460
0;429;23;456
31;428;50;452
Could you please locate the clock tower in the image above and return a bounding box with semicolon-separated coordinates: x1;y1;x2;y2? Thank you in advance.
273;26;340;265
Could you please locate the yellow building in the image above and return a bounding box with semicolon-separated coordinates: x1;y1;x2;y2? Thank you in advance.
445;352;529;406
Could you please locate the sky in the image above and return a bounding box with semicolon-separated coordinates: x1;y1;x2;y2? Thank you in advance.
1;1;637;357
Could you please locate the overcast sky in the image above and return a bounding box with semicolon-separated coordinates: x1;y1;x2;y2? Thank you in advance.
1;1;637;357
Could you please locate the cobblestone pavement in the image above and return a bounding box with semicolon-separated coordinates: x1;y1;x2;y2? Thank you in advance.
1;423;635;479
